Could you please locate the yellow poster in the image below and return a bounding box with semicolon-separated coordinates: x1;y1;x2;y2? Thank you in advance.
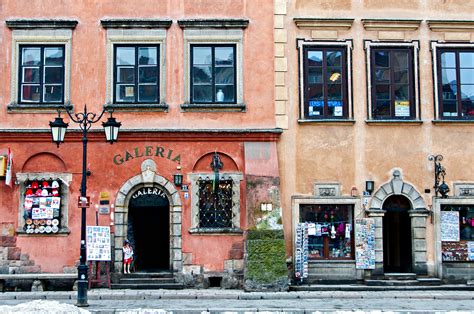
395;100;410;117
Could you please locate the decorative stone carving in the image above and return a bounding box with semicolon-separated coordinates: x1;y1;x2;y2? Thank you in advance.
314;183;341;197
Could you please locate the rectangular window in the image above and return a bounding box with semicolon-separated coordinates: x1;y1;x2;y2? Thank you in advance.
191;45;236;104
197;178;234;228
114;45;160;103
370;48;415;119
441;205;474;262
303;47;348;119
299;204;354;260
437;49;474;119
19;45;65;104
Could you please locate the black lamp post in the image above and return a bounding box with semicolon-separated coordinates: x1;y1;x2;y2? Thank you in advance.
428;154;450;198
49;104;121;307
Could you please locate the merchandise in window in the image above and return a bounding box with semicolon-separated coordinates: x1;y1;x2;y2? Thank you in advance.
22;179;62;234
437;50;474;119
441;205;474;262
303;47;348;119
19;45;65;104
370;48;415;119
114;45;160;103
299;204;354;259
197;177;234;228
191;45;236;104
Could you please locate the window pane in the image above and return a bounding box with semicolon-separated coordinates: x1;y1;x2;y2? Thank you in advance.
459;52;474;68
44;48;64;66
326;51;342;66
21;85;40;102
44;85;63;102
442;100;457;116
395;85;409;100
460;69;474;84
215;47;234;66
307;51;323;66
139;66;158;83
139;85;158;102
116;47;135;65
460;85;474;101
215;85;235;102
22;67;40;83
44;67;63;84
327;67;342;83
116;85;135;102
374;100;391;116
22;48;41;66
308;100;323;116
394;69;408;84
462;100;474;117
138;47;157;65
441;52;456;68
442;83;457;100
117;67;135;83
328;100;344;117
393;51;409;68
375;84;390;100
375;69;390;83
375;51;389;67
328;84;342;100
307;84;323;100
308;67;323;84
193;47;212;65
215;67;234;84
193;66;212;84
193;85;212;102
441;68;457;85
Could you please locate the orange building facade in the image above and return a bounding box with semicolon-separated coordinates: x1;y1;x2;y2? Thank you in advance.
0;0;280;288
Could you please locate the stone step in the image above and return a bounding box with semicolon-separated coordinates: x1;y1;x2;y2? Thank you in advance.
290;284;474;292
111;282;184;290
123;272;173;278
416;277;442;285
384;273;417;280
119;277;176;285
365;279;419;286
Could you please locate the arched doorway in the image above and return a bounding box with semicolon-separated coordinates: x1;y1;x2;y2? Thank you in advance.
383;195;412;273
128;186;170;271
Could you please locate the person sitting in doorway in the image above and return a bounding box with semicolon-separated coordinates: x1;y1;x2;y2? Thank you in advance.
122;239;134;274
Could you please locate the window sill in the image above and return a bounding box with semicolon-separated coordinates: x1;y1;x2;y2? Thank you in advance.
181;103;246;112
16;228;70;236
105;103;168;112
188;227;243;235
365;119;423;125
432;119;474;125
298;119;355;125
7;103;73;113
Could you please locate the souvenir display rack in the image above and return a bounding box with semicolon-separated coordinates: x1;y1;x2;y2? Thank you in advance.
441;205;474;262
22;179;62;234
294;222;309;281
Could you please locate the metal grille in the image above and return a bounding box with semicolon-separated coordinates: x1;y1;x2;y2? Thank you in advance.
197;177;234;228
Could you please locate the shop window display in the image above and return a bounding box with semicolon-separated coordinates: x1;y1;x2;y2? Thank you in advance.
22;179;62;234
299;204;354;259
441;205;474;262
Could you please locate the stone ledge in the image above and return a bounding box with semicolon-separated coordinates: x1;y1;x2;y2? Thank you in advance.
362;19;422;31
188;227;243;235
432;119;474;125
105;103;168;112
365;119;423;125
298;119;355;125
7;103;74;114
178;19;249;29
101;19;172;29
6;19;78;29
294;18;354;30
180;103;246;112
427;20;474;32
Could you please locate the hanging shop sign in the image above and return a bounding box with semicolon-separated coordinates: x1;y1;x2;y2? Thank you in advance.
78;196;91;208
86;226;111;261
113;146;181;165
355;218;375;269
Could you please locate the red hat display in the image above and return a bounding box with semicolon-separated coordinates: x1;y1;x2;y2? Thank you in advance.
26;189;33;196
31;181;39;189
35;189;43;196
42;181;49;188
52;189;59;196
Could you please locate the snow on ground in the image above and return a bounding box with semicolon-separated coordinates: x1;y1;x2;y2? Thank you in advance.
0;300;90;314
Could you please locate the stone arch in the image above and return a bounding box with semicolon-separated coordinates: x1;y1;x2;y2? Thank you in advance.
22;152;67;172
113;159;182;274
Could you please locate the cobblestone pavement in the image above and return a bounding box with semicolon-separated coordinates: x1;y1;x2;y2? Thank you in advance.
0;289;474;313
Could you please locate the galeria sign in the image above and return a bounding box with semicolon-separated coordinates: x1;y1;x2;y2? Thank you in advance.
113;146;181;165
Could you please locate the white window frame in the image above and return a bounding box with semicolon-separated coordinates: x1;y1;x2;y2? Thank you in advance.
297;39;353;121
364;41;420;121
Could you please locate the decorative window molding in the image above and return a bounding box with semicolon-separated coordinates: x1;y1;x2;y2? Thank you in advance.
7;28;73;113
361;19;422;31
178;19;249;29
427;20;474;32
297;39;353;121
314;183;342;197
6;19;78;30
101;19;172;29
364;40;420;121
182;29;245;111
15;172;72;235
431;42;474;121
188;172;243;234
104;28;168;111
293;18;354;30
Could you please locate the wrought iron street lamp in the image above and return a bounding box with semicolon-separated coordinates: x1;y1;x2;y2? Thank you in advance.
49;104;121;307
428;154;450;198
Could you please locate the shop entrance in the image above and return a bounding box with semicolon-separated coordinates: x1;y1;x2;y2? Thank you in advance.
127;187;170;272
382;195;412;273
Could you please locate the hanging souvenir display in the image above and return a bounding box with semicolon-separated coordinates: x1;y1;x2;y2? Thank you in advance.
294;223;309;281
355;218;376;269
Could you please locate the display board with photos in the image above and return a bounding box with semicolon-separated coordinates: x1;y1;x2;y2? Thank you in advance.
86;226;111;261
441;205;474;262
23;179;62;234
355;218;376;269
294;223;309;280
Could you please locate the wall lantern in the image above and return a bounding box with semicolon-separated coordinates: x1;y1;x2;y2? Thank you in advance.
173;165;183;187
428;154;450;198
102;113;122;144
365;180;375;195
49;113;69;147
